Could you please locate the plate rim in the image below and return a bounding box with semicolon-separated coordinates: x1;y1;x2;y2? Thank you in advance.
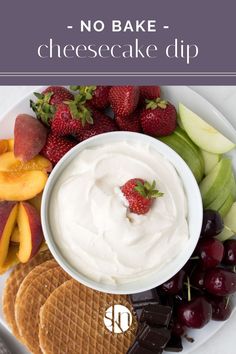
0;85;235;354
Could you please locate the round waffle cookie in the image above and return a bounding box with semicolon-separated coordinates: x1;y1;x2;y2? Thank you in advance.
2;250;52;338
39;279;138;354
15;259;58;307
15;263;71;354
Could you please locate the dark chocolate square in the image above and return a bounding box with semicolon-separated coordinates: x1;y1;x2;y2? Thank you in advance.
127;340;162;353
140;304;172;327
129;289;160;306
138;324;171;351
134;301;160;311
164;335;183;352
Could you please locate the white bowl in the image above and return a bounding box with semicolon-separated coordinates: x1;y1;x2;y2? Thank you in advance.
41;131;203;294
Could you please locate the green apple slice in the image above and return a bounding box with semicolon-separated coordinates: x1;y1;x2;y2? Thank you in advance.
179;103;235;154
177;114;184;130
218;193;235;217
201;150;221;175
224;202;236;233
217;202;236;241
200;158;232;207
159;132;204;183
174;127;205;171
217;226;234;242
207;172;235;212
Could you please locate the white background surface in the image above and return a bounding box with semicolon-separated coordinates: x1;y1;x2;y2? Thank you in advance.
0;86;236;354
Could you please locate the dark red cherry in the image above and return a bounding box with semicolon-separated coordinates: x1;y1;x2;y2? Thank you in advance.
172;320;185;336
223;239;236;265
201;210;224;238
207;295;233;321
191;267;206;290
196;238;224;268
204;268;236;296
161;270;186;294
177;296;212;329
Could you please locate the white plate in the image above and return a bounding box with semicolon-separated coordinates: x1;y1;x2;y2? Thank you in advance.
0;86;235;354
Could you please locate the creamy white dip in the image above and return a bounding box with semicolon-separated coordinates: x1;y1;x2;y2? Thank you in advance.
49;141;188;285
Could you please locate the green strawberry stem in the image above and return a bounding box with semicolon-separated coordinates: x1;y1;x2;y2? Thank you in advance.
134;180;164;199
70;85;97;101
30;92;55;125
146;98;168;110
67;86;100;125
30;89;94;127
70;86;80;91
66;99;93;126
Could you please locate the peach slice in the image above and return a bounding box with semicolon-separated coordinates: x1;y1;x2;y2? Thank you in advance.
0;202;18;266
0;152;52;172
11;226;20;243
0;171;48;201
14;114;48;162
0;244;19;274
29;192;42;214
17;202;44;263
7;139;14;152
0;140;9;155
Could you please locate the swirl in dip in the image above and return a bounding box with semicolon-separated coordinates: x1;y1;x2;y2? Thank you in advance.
49;140;188;285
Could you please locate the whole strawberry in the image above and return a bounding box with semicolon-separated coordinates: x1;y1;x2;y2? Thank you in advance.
70;86;111;110
140;86;161;100
30;86;74;125
41;133;77;165
43;86;74;105
77;110;118;142
109;86;140;117
51;102;91;137
141;98;177;137
115;110;142;133
121;178;163;215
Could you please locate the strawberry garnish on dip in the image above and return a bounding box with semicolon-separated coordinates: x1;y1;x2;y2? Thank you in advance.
121;178;163;215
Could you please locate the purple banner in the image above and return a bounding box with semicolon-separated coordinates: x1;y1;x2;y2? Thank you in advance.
0;0;236;84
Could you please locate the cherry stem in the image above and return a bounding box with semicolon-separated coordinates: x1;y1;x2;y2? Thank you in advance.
190;256;199;260
187;276;191;302
225;296;230;310
184;334;194;343
184;282;199;292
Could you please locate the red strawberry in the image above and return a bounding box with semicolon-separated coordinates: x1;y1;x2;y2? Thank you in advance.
51;103;83;136
77;110;118;142
115;110;142;132
109;86;140;117
121;178;163;215
71;86;111;110
43;86;74;105
41;133;77;165
140;86;161;100
30;86;74;125
141;99;177;137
